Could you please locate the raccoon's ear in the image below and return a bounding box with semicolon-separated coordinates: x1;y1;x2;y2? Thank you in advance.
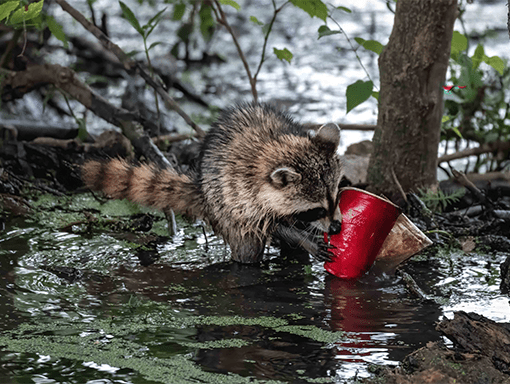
309;123;340;152
270;167;301;188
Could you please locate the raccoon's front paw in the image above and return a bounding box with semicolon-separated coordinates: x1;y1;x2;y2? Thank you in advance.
314;240;336;263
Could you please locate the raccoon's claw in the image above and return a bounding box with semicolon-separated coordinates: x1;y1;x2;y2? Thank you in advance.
314;241;336;263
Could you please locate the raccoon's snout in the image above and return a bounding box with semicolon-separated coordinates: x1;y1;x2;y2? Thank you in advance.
328;220;342;235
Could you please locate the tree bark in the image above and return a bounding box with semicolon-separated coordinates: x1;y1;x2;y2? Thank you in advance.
367;0;458;198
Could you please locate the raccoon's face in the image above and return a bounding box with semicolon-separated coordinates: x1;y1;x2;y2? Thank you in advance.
266;123;344;235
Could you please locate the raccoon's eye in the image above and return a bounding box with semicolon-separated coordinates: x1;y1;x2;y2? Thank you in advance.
295;207;327;222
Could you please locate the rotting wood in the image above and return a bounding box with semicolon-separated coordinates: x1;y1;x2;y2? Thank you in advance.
437;311;510;372
1;64;171;169
0;119;78;141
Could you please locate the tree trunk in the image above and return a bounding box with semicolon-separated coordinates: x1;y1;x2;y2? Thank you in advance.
367;0;458;199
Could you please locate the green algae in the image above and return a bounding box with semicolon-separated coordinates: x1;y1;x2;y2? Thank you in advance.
0;334;282;384
179;338;252;349
0;300;344;383
273;325;343;344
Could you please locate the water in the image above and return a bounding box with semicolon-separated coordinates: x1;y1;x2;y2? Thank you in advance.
0;193;508;383
1;0;509;382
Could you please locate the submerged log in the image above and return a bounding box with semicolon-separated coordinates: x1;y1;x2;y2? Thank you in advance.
436;311;510;373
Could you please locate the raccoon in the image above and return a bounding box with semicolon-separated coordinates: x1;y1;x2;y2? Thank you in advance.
82;103;343;263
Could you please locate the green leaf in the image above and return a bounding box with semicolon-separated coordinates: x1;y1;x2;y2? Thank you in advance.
290;0;328;22
250;15;263;26
371;91;379;101
451;31;467;57
354;37;384;55
346;80;373;113
119;1;144;36
10;0;44;24
199;4;215;40
471;44;485;70
0;1;19;23
452;126;462;138
262;23;271;36
172;3;186;21
219;0;240;11
485;55;505;76
148;41;162;51
273;47;293;63
336;6;351;13
145;8;166;37
46;15;68;49
318;25;341;39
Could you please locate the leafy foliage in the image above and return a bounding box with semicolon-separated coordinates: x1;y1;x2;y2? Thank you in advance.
418;188;466;213
9;0;43;24
0;0;44;26
273;47;293;64
289;0;328;22
346;80;373;113
317;25;341;39
442;30;509;172
219;0;241;11
354;37;384;55
0;1;19;23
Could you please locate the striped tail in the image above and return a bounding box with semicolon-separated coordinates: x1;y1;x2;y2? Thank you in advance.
81;159;201;217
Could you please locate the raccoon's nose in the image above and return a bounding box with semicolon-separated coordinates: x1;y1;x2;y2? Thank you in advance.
328;220;342;235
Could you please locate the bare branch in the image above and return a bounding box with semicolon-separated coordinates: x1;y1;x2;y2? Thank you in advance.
253;1;288;81
54;0;206;138
437;141;510;164
1;64;172;169
212;0;257;102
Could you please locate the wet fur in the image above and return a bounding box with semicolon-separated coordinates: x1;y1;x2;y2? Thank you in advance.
82;103;343;263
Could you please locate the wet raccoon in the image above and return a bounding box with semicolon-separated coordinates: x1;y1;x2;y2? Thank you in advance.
82;103;343;263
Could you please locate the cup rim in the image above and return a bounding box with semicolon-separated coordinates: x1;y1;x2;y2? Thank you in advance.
340;187;401;210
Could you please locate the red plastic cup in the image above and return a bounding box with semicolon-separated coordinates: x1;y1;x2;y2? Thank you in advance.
324;188;402;279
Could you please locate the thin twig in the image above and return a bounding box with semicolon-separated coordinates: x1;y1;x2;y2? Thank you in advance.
253;1;289;81
328;15;377;90
212;0;257;102
390;166;407;202
0;29;22;68
452;169;494;210
54;0;205;138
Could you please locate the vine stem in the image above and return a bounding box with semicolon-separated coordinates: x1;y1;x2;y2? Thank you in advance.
253;1;289;81
328;14;377;90
212;0;257;102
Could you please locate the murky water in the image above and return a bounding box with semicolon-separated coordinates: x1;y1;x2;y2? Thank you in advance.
0;194;508;383
1;0;509;382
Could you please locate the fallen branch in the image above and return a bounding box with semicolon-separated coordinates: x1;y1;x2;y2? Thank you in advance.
69;35;210;109
54;0;206;139
0;118;78;140
452;169;495;211
152;132;198;145
1;64;170;169
438;141;510;164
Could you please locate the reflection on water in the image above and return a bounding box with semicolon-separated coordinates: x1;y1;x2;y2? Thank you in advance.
324;275;442;380
1;215;508;383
